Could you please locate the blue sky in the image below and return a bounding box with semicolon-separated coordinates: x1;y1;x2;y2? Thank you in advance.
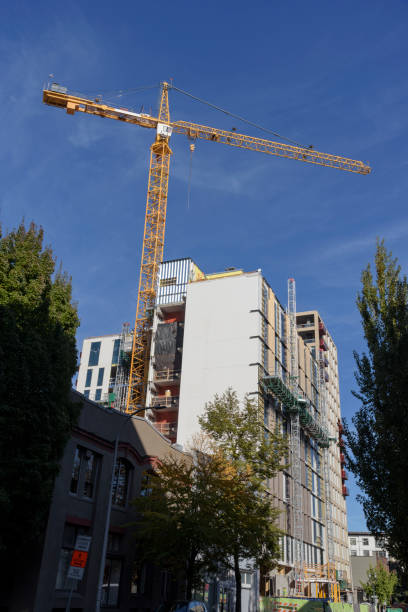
2;1;408;530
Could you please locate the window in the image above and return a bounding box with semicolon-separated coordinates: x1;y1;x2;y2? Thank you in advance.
363;550;370;556
242;572;253;588
95;388;102;402
70;446;99;499
112;339;120;365
112;459;131;507
55;523;90;590
362;537;369;546
85;369;93;387
160;276;177;287
350;538;357;546
351;550;357;556
70;447;81;494
140;471;153;497
97;367;105;386
101;557;122;607
101;533;123;607
84;389;90;398
89;341;101;366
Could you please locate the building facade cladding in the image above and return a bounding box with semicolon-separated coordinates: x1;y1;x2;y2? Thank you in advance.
77;334;121;405
147;260;350;587
296;311;351;582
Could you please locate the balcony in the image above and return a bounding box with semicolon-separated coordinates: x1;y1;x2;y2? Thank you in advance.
153;369;181;386
319;338;328;351
342;485;349;497
341;469;348;480
319;350;329;367
150;396;179;410
340;453;345;465
152;421;177;438
297;321;315;329
318;321;327;336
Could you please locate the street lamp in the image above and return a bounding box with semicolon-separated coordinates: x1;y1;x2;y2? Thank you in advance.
95;405;165;611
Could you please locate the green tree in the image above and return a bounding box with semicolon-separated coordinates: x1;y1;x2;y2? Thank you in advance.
343;241;408;571
360;562;398;607
0;222;80;578
132;446;234;599
199;389;288;612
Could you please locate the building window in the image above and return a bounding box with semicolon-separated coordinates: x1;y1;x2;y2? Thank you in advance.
70;446;99;499
363;550;370;556
95;388;102;402
242;572;253;588
112;459;131;507
85;369;93;387
160;276;177;287
101;557;122;607
362;537;369;546
55;523;90;591
350;537;357;546
89;341;101;366
84;389;90;398
112;339;120;365
351;550;357;556
97;367;105;386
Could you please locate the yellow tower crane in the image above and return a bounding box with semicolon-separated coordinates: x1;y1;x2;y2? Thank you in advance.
43;81;371;413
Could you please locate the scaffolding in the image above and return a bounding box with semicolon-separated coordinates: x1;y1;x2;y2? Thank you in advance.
261;280;337;600
287;278;303;595
113;322;131;412
319;344;335;565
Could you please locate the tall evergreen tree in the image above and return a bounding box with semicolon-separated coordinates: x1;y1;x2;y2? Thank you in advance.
343;240;408;571
0;222;80;573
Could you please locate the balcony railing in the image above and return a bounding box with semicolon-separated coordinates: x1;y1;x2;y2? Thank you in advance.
153;369;181;384
342;485;349;497
150;396;179;409
341;469;348;480
340;452;345;464
153;422;177;437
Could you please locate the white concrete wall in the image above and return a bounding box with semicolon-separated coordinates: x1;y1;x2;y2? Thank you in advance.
177;272;262;447
77;334;119;401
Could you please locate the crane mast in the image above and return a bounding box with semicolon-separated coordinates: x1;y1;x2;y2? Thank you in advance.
42;82;371;412
126;83;172;411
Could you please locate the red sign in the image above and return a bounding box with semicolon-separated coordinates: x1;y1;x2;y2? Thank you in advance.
70;550;88;568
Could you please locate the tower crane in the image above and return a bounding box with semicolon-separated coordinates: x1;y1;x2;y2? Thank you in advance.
43;81;371;413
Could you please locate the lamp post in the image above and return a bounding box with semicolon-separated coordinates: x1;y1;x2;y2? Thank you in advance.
95;406;165;611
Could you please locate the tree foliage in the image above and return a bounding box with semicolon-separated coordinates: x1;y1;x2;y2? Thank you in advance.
343;240;408;571
0;222;80;568
360;562;398;605
133;390;287;611
199;389;288;612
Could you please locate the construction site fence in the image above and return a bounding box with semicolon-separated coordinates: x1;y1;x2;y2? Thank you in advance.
259;598;369;612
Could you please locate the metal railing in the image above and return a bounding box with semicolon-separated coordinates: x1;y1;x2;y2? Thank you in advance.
153;369;181;383
150;396;179;408
153;422;177;436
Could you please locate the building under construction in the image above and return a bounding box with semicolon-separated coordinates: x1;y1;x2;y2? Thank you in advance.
76;257;351;602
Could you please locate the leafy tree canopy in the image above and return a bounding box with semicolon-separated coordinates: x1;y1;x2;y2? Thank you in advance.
360;562;398;605
133;390;288;612
343;240;408;571
0;222;80;569
199;389;288;612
